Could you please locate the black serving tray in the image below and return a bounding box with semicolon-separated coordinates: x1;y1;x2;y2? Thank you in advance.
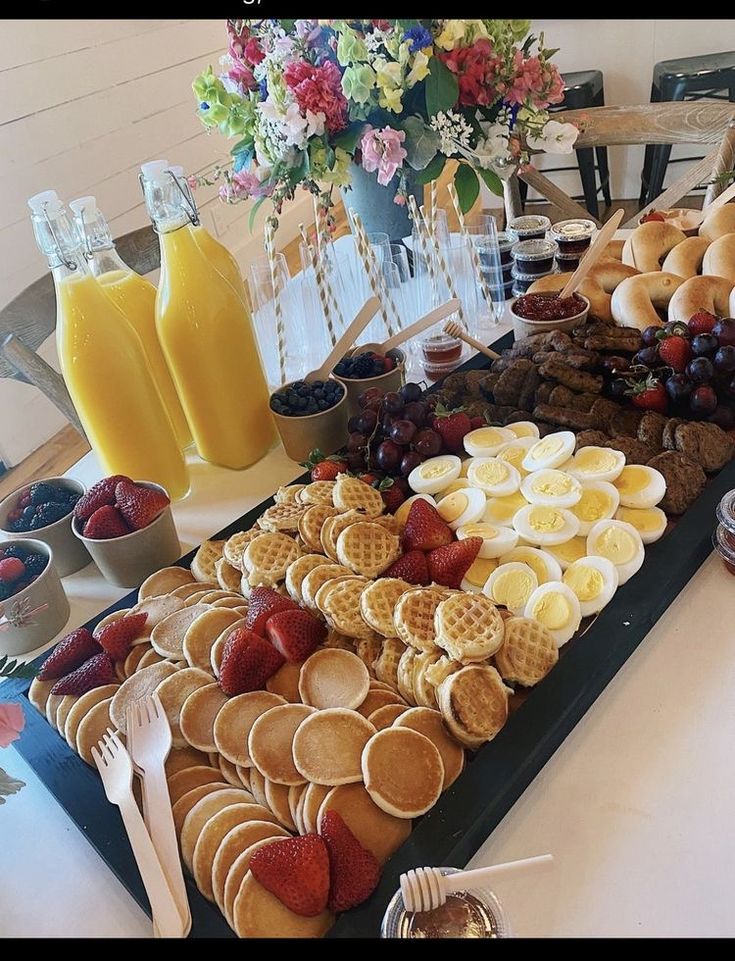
7;332;735;938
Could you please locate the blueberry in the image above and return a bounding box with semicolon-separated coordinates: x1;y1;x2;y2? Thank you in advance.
22;506;35;521
314;389;324;400
24;553;47;577
0;583;11;602
306;401;318;414
318;399;329;410
292;381;306;391
311;380;323;389
296;396;307;409
287;391;298;406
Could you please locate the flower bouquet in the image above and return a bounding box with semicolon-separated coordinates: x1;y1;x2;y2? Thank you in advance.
192;19;577;231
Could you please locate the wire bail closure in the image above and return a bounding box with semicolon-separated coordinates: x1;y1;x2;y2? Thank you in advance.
167;169;200;226
43;201;77;271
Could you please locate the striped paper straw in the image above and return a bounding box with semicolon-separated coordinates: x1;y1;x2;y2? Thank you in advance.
299;223;337;347
414;194;466;325
348;210;398;339
264;220;287;385
407;194;439;305
446;181;495;313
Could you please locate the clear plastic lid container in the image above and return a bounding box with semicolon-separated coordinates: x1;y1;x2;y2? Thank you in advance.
712;523;735;574
549;218;596;243
508;214;551;240
511;239;558;263
715;490;735;532
511;264;556;282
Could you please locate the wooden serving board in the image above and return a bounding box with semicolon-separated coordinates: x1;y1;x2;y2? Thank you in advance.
6;335;734;938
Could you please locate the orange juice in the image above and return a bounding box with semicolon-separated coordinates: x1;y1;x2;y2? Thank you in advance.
191;225;252;310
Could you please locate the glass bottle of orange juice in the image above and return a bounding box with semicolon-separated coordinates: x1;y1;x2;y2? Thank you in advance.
140;165;275;469
68;196;192;450
27;190;190;499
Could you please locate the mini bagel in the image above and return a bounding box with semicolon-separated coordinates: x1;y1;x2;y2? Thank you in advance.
603;239;624;261
668;274;735;324
528;260;640;322
611;272;685;330
661;236;711;278
702;232;735;282
622;221;686;272
699;204;735;242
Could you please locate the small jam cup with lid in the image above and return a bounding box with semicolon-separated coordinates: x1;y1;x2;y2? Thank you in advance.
419;334;465;383
511;239;558;276
507;214;551;242
549;218;596;255
713;490;735;574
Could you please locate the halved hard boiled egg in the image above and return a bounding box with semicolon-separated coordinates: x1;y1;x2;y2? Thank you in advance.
614;506;667;545
521;469;582;509
435;487;486;531
463;425;516;457
483;562;539;615
482;491;529;527
436;478;471;498
613;465;666;509
513;505;580;546
562;555;619;617
545;536;589;571
467;458;521;497
496;437;536;476
586;519;645;584
524;581;582;647
456;522;519;559
461;556;498;593
408;455;462;495
505;420;540;440
569;481;620;536
394;493;436;527
567;445;625;484
499;546;562;584
459;456;476;478
522;431;576;472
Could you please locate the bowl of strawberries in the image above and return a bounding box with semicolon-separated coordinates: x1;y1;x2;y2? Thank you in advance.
71;476;181;588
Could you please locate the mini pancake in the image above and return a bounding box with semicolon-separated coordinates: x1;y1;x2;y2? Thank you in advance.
115;659;127;683
199;590;238;604
300;783;331;835
264;778;297;830
136;648;167;670
109;661;178;735
150;604;210;659
192;803;277;901
138;566;194;601
395;706;465;789
248;704;315;785
170;581;217;600
221;835;288;923
211;596;249;610
248;767;269;809
129;594;186;633
293;708;376;786
93;608;129;636
123;643;151;678
317;782;412;864
180;788;254;872
292;786;308;835
298;649;370;710
179;683;229;753
64;684;119;748
212;822;289;912
232;872;333;938
367;703;409;730
45;693;64;728
55;695;78;734
28;677;55;716
155;667;213;749
356;687;406;718
164;746;212;779
265;661;302;702
172;782;232;835
167;765;226;805
236;766;251;791
182;608;242;672
213;691;286;767
75;698;115;765
216;557;243;593
361;727;444;819
217;754;243;788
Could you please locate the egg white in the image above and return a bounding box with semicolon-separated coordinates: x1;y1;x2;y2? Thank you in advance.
521;469;582;509
463;425;516;457
613;465;667;509
522;431;576;472
393;493;436;527
569;480;620;536
496;437;536;476
567;445;625;483
467;458;521;497
482;491;529;528
435;487;487;531
505;420;540;440
499;546;562;584
586;519;645;585
562;555;619;617
513;505;580;546
484;562;539;615
524;581;582;647
614;506;667;545
459;456;476;478
408;455;462;495
456;522;519;559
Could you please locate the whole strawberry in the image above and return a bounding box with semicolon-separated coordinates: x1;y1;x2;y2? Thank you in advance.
83;505;130;540
96;613;148;661
266;608;326;662
433;404;472;453
688;310;718;336
427;537;483;589
383;550;429;585
219;627;285;695
249;834;330;917
379;478;405;513
657;334;691;373
74;475;131;522
38;627;101;681
628;375;668;414
245;586;299;637
402;498;453;552
320;809;381;912
115;480;170;531
51;652;116;696
301;449;348;483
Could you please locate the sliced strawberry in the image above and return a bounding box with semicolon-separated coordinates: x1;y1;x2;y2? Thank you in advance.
427;537;483;589
83;505;130;540
402;498;454;553
38;627;101;681
74;475;131;522
688;310;718;336
114;480;170;531
50;652;116;696
319;809;381;913
96;613;148;661
244;586;299;637
218;627;285;696
383;550;429;585
250;834;330;917
265;609;326;662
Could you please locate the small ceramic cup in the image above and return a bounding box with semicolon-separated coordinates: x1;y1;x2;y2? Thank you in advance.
333;348;406;418
0;477;90;577
510;292;590;340
0;539;69;658
270;380;349;463
72;481;180;588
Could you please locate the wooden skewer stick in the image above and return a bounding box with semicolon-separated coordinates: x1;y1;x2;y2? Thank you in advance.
444;319;501;361
558;208;625;300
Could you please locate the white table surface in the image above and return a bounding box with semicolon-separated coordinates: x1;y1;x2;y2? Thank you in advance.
3;319;735;939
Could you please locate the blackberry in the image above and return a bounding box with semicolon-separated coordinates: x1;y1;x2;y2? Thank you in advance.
352;354;375;378
24;553;47;577
30;502;69;529
2;544;27;560
29;482;57;506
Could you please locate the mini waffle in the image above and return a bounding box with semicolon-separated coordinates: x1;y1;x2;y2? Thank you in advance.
242;531;302;588
494;616;559;686
361;727;444;819
109;661;178;735
298;648;370;710
257;501;306;533
314;575;362;616
183;608;241;673
298;504;340;553
396;647;417;704
155;667;213;749
138;566;195;600
213;690;286;766
322;628;356;652
395;707;465;789
354;633;383;674
300;563;351;610
333;474;384;516
320;509;363;561
434;593;505;663
319;576;374;639
423;654;462;694
275;484;306;504
394;588;444;652
371;514;403;536
223;529;265;570
150;603;211;659
191;540;227;582
360;578;412;638
373;637;408;689
179;682;229;753
284;554;331;604
410;649;444;708
437;664;510;748
297;480;337;506
336;522;401;579
247;703;316;785
293;708;376;786
215;557;243;593
316;783;412;864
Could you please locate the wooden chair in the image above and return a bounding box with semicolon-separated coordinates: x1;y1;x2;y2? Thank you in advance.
504;101;735;229
0;225;160;438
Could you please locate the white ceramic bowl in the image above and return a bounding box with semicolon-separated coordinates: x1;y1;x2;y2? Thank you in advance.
0;539;69;657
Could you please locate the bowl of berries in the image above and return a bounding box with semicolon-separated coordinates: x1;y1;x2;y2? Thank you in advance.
0;477;90;577
332;348;405;417
269;378;349;463
0;539;70;657
71;476;180;588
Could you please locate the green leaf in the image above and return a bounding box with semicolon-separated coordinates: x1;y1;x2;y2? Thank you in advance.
424;57;459;117
413;153;446;185
454;164;480;214
0;654;37;680
477;166;504;197
333;122;365;153
0;768;25;805
400;115;441;171
248;197;266;233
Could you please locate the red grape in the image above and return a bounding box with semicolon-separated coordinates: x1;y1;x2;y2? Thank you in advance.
400;383;423;403
356;409;378;433
400;451;424;476
347;432;367;453
686;357;714;383
403;400;429;426
414;429;442;457
713;318;735;347
690;385;718;416
389;419;417;445
376;440;402;471
347;415;362;432
393;476;410;495
383;391;404;415
714;346;735;373
641;325;661;347
358;387;383;409
691;334;718;357
709;405;735;429
600;355;630;375
346;452;366;471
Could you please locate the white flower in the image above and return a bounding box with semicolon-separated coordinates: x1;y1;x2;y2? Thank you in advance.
306;110;325;138
527;120;578;155
430;110;474;157
455;122;511;169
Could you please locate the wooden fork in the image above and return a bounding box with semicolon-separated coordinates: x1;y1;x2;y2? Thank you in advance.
443;320;501;362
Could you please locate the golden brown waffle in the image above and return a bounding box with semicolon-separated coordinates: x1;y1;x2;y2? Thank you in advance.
285;554;332;604
424;654;462;693
434;594;505;663
314;575;362;616
411;650;444;708
242;532;302;588
257;501;306;533
215;557;243;593
354;632;383;673
360;578;412;638
494;616;559;686
336;522;401;579
300;563;352;610
437;664;510;748
371;514;403;536
191;540;226;582
320;509;362;561
275;484;306;504
333;474;384;516
396;647;417;705
223;530;266;570
323;628;356;652
319;576;374;639
373;638;407;690
394;588;443;652
297;480;337;505
297;503;340;553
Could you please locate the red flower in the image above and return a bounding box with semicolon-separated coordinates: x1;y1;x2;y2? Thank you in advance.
439;40;501;107
244;38;265;66
283;59;348;134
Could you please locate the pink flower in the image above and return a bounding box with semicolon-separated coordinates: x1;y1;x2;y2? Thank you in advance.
393;193;406;206
244;38;265;66
283;59;348;134
186;176;198;191
224;170;274;201
439;40;501;107
360;126;407;186
503;52;565;109
227;60;257;92
0;703;24;749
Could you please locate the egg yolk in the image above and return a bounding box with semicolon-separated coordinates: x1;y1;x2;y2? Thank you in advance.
485;492;527;524
574;448;618;474
437;491;469;523
470;427;506;448
463;557;497;588
529;436;564;463
492;569;535;610
498;445;528;472
474;460;508;485
614;466;649;495
531;592;571;630
510;550;548;583
564;564;603;601
617;507;662;532
462;524;499;540
528;507;565;532
573;488;612;522
550;537;587;564
508;423;537;438
420;460;454;480
532;473;574;497
594;526;636;564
